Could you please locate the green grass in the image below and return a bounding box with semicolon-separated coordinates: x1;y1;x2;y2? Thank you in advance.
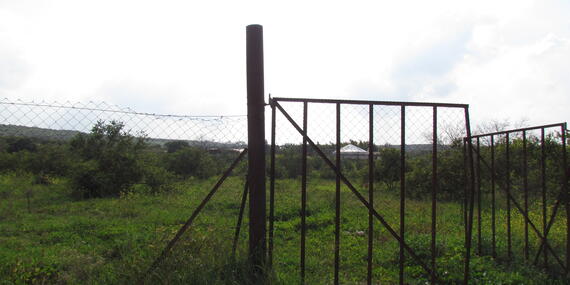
0;172;567;284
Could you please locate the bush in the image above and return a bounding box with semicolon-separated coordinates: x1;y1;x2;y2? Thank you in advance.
164;141;190;153
25;144;73;176
7;137;37;153
69;121;146;198
142;165;176;194
167;147;216;179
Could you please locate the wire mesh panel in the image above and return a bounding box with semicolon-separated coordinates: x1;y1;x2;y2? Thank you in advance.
0;98;251;284
0;98;247;145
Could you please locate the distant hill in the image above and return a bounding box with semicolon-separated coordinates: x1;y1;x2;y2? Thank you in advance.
379;144;450;153
0;124;245;149
0;124;83;141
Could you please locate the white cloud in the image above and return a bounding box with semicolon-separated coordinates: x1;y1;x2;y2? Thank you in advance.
0;0;568;130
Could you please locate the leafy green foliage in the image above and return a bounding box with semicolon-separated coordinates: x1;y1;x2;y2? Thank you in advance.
7;137;37;153
166;147;216;179
69;121;147;198
164;140;190;153
374;148;401;191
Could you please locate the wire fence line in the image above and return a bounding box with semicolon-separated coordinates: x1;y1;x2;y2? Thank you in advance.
0;98;248;147
273;100;468;155
0;97;471;149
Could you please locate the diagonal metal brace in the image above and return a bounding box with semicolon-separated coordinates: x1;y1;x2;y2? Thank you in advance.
469;144;567;271
141;149;248;282
273;100;439;282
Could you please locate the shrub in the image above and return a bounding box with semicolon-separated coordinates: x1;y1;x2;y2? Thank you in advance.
142;165;176;194
69;121;146;198
164;141;190;153
167;147;216;179
7;137;37;153
25;144;73;176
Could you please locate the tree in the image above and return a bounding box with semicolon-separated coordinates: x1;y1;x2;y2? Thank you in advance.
7;137;37;153
374;147;401;191
166;147;216;178
69;121;147;198
164;140;190;153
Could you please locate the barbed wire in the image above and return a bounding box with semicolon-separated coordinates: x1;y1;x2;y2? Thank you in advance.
0;98;248;147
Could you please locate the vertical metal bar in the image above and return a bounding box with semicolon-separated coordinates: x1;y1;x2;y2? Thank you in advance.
269;101;276;267
246;24;266;270
476;137;482;255
143;149;248;280
399;105;406;285
274;100;439;281
431;106;438;284
367;104;374;285
541;128;548;268
491;135;497;259
562;124;569;275
300;101;308;284
334;103;341;285
233;175;249;257
463;139;468;234
523;131;529;260
506;133;512;261
463;106;476;284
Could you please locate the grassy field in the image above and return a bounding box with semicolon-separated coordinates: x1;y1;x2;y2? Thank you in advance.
0;172;567;284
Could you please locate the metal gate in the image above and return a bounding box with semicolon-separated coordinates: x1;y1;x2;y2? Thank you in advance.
268;97;475;284
465;123;569;277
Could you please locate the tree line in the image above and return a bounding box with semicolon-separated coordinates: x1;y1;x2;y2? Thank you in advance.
0;121;567;202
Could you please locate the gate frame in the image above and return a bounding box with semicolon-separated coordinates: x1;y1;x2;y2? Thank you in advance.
268;97;475;284
465;122;569;276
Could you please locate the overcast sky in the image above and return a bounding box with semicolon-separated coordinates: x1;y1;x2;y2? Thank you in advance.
1;0;569;128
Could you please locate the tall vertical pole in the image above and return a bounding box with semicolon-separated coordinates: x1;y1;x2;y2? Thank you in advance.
246;24;266;271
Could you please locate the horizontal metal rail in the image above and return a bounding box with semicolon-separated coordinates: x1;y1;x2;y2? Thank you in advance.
272;97;468;108
273;100;440;282
468;123;565;139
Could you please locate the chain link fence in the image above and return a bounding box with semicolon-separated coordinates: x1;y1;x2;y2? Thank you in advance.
0;98;247;147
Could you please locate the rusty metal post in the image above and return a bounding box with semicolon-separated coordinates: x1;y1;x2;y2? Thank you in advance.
246;24;266;271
